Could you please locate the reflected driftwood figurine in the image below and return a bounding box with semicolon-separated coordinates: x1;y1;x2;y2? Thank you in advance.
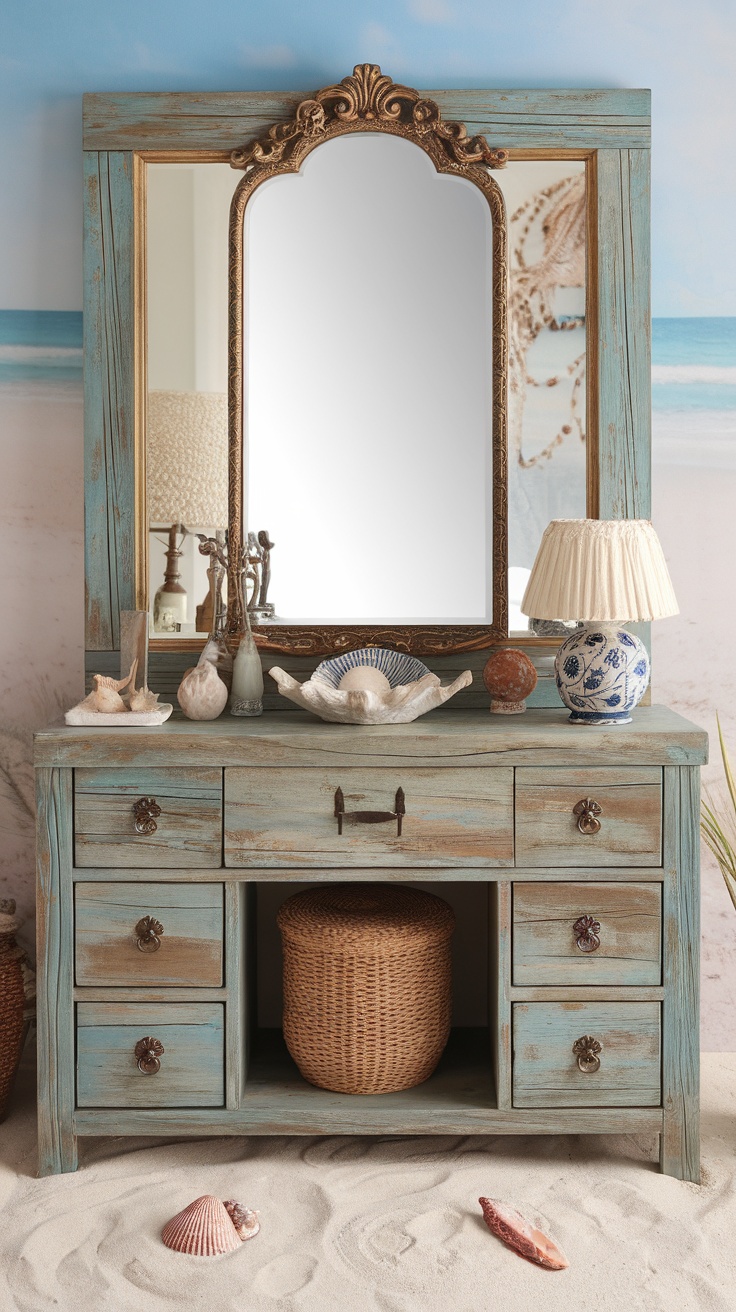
247;529;276;620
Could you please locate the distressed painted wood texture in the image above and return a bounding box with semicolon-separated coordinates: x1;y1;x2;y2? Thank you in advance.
74;881;224;986
512;881;662;985
491;882;512;1110
74;766;223;868
515;766;662;867
83;89;651;151
36;768;77;1175
76;1002;225;1107
512;1001;661;1108
661;766;700;1182
36;706;708;770
84;151;136;651
224;767;514;867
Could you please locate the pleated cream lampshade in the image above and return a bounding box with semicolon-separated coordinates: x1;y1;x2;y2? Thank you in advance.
521;519;678;623
521;519;678;726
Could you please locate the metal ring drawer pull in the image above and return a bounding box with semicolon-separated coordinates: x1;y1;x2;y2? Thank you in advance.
133;797;161;835
573;1035;603;1073
573;914;601;953
573;797;602;835
334;786;405;837
135;915;164;952
135;1036;165;1074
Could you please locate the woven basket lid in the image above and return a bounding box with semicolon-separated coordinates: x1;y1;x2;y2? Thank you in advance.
276;883;455;953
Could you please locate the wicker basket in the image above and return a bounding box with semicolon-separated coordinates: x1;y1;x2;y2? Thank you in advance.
0;901;27;1122
277;883;455;1095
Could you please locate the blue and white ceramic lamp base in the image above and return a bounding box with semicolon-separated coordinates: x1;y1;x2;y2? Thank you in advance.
554;622;650;725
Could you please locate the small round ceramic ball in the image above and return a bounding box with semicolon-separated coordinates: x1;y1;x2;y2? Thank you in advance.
482;648;537;714
338;666;392;695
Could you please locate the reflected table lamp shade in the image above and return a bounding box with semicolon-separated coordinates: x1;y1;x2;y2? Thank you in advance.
147;391;228;632
520;519;678;725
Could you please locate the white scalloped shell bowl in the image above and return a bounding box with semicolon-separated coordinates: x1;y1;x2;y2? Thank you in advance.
268;648;472;724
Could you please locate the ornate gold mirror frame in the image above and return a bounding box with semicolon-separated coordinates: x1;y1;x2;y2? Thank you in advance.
226;63;509;656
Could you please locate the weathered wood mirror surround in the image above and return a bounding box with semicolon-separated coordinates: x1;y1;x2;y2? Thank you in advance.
83;80;651;704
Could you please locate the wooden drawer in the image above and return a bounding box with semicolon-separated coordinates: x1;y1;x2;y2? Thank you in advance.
75;882;224;987
512;1001;661;1107
515;768;662;867
74;768;223;868
224;767;514;867
76;1003;224;1107
512;882;661;985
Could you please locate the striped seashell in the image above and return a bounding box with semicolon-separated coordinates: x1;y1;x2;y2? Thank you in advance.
161;1195;243;1257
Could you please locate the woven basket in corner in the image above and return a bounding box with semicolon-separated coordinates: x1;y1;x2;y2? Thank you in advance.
277;883;455;1095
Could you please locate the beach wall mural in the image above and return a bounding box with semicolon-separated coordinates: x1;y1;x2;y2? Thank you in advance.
1;0;735;1044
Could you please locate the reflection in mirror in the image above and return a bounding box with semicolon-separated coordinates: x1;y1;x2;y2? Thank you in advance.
243;133;495;626
146;163;234;636
495;161;587;633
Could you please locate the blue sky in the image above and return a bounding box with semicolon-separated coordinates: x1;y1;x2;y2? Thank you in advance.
2;0;735;314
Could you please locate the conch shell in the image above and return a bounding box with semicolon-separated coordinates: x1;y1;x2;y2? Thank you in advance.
478;1197;568;1270
161;1194;259;1257
79;659;138;713
128;686;160;712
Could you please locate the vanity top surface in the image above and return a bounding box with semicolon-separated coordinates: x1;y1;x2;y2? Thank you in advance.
34;705;708;768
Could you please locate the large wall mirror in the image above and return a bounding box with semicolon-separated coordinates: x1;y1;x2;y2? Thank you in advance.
144;68;588;655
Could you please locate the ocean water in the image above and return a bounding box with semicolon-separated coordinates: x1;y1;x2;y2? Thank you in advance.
0;309;82;381
652;317;736;411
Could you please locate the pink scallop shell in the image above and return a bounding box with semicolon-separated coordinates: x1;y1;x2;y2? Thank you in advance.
478;1196;568;1270
161;1195;242;1257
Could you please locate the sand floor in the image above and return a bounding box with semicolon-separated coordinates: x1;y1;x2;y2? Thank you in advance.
1;1052;735;1312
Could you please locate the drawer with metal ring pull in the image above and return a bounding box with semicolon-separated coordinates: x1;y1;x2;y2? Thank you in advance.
512;881;662;985
74;768;223;868
512;1001;661;1108
74;882;224;987
514;767;662;867
224;767;514;867
76;1002;224;1107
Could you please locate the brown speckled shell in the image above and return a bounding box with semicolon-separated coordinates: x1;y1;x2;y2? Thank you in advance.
482;649;537;710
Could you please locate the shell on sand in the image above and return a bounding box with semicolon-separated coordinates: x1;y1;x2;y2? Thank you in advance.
162;1195;244;1257
478;1197;568;1270
223;1201;260;1241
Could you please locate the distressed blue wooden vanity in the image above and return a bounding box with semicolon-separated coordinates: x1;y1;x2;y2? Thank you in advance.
35;78;707;1180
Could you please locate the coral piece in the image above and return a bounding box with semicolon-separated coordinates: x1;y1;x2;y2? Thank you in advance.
128;686;161;712
223;1201;260;1241
478;1197;568;1270
161;1195;246;1257
482;648;537;714
178;659;229;721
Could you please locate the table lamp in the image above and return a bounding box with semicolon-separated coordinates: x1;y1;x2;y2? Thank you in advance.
147;390;228;632
521;518;678;725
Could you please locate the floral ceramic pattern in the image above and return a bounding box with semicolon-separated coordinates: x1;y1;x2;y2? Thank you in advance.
554;623;650;724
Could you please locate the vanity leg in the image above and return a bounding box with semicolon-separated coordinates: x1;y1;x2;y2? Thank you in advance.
660;766;700;1182
36;768;77;1176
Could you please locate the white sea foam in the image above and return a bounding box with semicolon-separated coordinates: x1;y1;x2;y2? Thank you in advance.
652;364;736;384
0;345;82;364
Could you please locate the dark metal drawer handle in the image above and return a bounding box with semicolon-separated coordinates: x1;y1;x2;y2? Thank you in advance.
573;914;601;953
135;1036;165;1074
573;797;602;835
573;1035;602;1073
135;915;164;952
334;786;405;837
133;797;161;835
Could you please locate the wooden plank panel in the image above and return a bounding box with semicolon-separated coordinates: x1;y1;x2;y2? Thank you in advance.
512;1001;660;1107
74;767;223;868
512;881;661;985
596;149;651;520
75;881;223;986
515;770;662;867
224;767;514;867
36;706;709;770
224;881;247;1108
36;768;77;1175
83;89;650;152
84;152;136;650
491;883;512;1109
660;766;701;1182
71;863;665;883
76;1002;224;1107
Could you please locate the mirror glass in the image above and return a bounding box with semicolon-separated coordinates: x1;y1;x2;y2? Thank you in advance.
146;162;233;636
144;153;587;641
243;133;495;626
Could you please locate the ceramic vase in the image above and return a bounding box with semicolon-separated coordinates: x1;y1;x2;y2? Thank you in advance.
554;622;650;725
